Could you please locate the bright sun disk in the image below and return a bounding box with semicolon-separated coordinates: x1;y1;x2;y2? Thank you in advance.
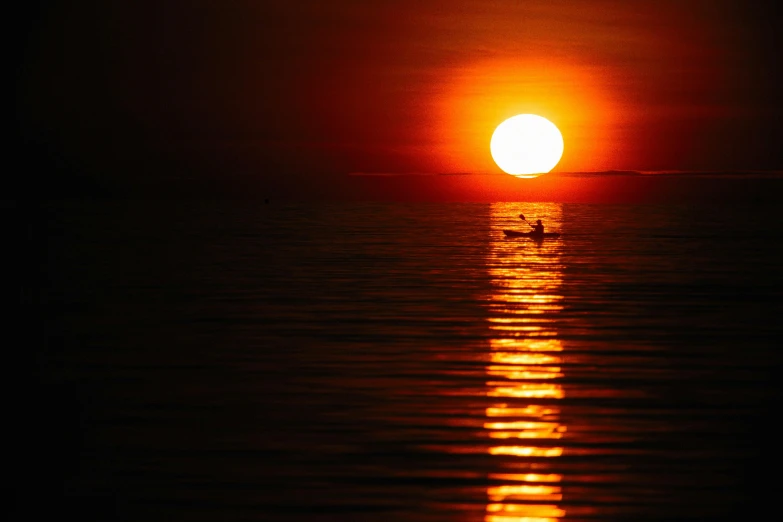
490;114;564;178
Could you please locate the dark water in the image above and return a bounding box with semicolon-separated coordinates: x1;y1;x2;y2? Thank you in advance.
25;201;783;521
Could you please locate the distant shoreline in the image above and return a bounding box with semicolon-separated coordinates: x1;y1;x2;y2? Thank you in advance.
348;170;783;178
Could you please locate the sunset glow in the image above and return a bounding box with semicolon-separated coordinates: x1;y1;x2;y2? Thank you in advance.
435;56;618;176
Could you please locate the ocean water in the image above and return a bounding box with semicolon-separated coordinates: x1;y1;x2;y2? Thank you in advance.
27;201;783;521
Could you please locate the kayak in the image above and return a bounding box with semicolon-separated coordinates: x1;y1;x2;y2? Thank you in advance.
503;230;561;239
503;230;560;238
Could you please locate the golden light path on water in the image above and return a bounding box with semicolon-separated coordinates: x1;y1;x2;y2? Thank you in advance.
486;203;566;522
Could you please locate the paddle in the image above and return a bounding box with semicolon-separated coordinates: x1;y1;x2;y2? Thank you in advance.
520;213;542;232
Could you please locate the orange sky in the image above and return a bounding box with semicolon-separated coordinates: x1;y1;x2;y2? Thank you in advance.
14;0;783;197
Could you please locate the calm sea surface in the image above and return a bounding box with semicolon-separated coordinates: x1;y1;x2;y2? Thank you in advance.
27;202;783;521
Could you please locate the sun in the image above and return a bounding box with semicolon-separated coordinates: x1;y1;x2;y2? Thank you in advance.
490;114;564;178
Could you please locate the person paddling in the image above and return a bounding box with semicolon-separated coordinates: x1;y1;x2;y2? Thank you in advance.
529;219;544;236
505;214;558;239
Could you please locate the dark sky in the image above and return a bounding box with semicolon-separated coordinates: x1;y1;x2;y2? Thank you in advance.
14;0;783;198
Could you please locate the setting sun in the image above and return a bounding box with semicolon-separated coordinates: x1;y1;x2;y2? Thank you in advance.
490;114;564;178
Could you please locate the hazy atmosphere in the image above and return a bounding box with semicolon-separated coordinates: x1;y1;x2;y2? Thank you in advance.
14;1;782;198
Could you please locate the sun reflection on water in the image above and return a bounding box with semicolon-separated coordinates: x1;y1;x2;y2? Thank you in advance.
486;203;566;522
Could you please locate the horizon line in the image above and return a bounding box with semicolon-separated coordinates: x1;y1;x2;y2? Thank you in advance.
347;170;783;177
